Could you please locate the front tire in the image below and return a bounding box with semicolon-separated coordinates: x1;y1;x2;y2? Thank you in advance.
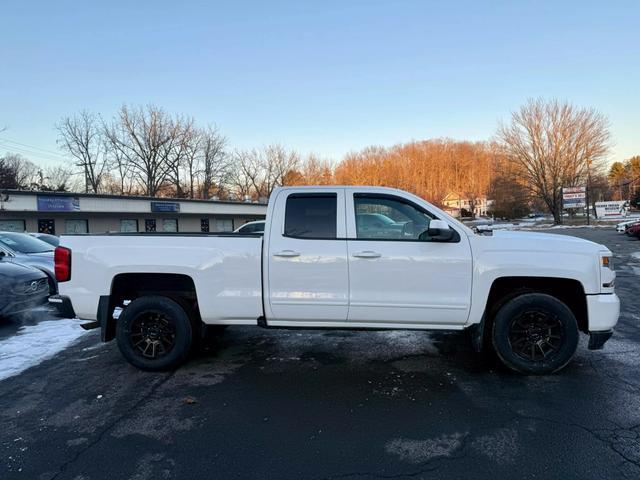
116;296;193;371
492;293;579;375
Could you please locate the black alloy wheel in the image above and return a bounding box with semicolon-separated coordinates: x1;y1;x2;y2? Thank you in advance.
491;293;579;375
508;310;563;362
129;310;177;359
116;296;194;371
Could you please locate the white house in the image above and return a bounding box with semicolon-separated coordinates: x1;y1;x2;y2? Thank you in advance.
442;193;494;218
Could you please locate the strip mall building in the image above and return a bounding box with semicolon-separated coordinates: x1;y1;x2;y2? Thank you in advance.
0;190;267;234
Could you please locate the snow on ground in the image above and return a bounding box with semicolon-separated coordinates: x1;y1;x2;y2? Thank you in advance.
632;252;640;260
0;319;89;382
476;222;618;232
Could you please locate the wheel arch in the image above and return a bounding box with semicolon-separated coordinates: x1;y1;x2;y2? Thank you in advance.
102;273;201;342
487;276;587;330
472;276;588;352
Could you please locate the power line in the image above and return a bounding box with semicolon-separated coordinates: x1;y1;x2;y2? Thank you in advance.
0;142;61;160
0;141;72;164
0;137;67;158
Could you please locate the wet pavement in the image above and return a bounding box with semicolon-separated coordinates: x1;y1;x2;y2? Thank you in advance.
0;306;57;342
1;228;639;479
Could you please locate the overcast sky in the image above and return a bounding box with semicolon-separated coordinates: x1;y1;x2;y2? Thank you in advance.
1;0;638;166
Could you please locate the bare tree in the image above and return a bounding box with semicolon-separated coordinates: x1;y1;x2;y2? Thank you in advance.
103;105;186;196
261;144;300;198
162;115;196;198
180;125;202;199
228;145;299;200
228;149;259;199
0;154;22;189
198;126;228;199
57;110;109;193
110;145;136;195
40;165;80;192
497;98;610;223
0;153;39;189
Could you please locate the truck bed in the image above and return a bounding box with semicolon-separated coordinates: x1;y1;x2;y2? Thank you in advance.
59;234;264;324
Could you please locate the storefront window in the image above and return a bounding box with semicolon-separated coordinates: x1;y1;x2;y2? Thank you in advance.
38;219;55;234
66;219;88;234
213;218;233;232
0;220;25;232
162;218;178;232
120;219;138;232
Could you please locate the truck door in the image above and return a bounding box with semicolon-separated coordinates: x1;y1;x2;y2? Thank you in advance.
345;190;472;326
265;189;349;324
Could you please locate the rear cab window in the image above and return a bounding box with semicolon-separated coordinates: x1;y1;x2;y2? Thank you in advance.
284;194;337;239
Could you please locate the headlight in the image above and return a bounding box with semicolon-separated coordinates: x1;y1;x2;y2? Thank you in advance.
602;255;613;270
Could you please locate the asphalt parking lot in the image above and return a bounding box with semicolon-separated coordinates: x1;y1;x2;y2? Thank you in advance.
1;228;639;480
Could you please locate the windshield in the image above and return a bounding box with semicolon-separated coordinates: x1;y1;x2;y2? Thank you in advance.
0;232;54;253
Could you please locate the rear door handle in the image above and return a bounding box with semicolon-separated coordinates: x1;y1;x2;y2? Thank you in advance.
352;251;382;258
273;250;301;258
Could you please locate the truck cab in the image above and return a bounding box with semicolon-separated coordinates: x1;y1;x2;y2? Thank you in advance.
264;186;473;328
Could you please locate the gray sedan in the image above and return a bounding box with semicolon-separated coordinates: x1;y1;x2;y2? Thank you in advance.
0;232;57;294
0;260;50;319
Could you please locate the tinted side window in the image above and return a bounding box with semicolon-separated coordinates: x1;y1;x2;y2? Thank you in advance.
355;195;433;240
284;194;337;239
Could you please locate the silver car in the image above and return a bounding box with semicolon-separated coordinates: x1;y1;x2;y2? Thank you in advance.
0;232;57;294
233;220;265;235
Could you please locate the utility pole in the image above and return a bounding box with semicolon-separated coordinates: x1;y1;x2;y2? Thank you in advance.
586;160;592;226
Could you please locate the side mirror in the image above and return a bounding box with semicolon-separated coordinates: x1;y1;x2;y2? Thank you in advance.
422;219;454;241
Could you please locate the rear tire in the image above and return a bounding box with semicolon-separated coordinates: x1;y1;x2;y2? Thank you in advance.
116;295;193;371
492;293;579;375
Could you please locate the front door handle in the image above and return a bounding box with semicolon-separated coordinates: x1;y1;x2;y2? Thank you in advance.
352;251;382;258
273;250;301;258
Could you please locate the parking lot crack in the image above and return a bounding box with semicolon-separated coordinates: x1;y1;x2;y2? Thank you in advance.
513;414;640;470
47;372;175;480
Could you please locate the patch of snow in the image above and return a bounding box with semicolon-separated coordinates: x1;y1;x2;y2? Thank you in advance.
386;433;466;463
631;252;640;260
0;319;89;381
471;429;519;464
547;224;609;229
477;223;517;231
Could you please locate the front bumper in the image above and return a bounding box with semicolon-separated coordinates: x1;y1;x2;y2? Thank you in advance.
587;293;620;331
586;293;620;350
588;330;613;350
0;293;49;317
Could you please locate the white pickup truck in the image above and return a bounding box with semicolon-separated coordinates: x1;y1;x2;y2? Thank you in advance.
52;186;619;374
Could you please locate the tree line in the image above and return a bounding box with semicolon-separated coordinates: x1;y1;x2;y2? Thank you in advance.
608;156;640;203
1;98;631;222
56;105;301;200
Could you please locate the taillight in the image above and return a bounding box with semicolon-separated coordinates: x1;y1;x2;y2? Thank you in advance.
54;246;71;282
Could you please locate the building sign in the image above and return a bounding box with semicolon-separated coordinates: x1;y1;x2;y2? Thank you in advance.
562;187;586;209
595;201;630;219
150;201;180;213
37;195;80;212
